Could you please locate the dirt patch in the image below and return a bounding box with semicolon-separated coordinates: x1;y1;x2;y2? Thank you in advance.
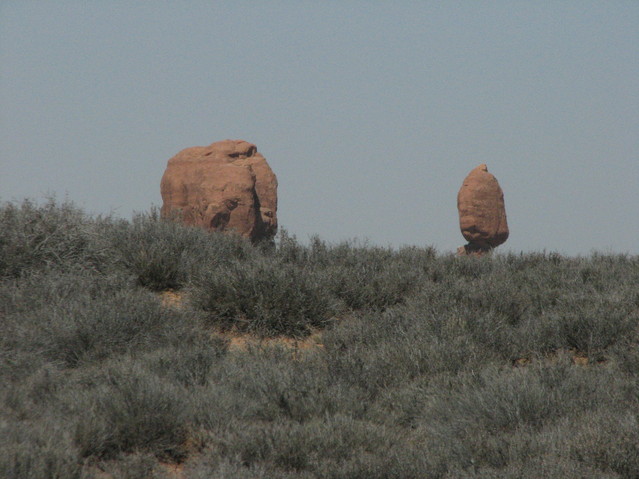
160;289;184;309
513;349;606;368
159;289;324;354
225;329;324;354
160;462;185;479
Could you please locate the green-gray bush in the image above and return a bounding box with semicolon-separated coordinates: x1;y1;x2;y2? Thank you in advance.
72;360;191;461
2;199;639;477
1;269;221;371
192;257;337;336
0;418;86;479
102;208;255;290
0;198;104;278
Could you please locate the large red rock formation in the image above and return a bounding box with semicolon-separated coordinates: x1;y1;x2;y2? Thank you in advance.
457;164;508;254
160;139;277;242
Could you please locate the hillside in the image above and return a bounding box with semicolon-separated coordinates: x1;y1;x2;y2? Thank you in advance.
1;199;638;478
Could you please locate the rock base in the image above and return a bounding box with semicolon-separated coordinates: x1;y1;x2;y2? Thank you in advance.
457;243;493;257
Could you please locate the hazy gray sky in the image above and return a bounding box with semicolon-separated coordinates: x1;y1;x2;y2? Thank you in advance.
1;2;637;254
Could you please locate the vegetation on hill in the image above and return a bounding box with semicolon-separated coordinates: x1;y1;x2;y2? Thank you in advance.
1;198;638;478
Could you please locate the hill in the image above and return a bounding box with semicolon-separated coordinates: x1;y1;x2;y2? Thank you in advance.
1;198;638;478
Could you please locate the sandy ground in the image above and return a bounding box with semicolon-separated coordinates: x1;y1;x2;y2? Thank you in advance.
160;289;325;354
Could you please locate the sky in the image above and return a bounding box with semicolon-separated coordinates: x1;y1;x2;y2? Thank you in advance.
1;1;638;255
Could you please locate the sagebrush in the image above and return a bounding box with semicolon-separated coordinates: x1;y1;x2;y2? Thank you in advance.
1;198;638;478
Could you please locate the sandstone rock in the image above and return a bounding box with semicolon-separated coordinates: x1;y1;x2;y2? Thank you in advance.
457;164;508;253
160;139;277;242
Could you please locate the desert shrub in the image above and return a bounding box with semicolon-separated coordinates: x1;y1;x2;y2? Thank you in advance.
323;259;420;311
0;268;221;371
199;415;403;478
611;338;639;377
192;257;337;336
143;337;228;387
444;459;621;479
322;315;473;400
439;252;497;279
321;295;503;401
3;199;639;476
190;347;367;430
271;229;312;264
392;252;639;361
0;269;128;380
274;234;432;312
190;411;459;478
73;360;191;461
102;209;255;291
569;409;639;478
186;458;301;479
424;364;572;435
1;365;69;429
0;198;106;278
503;259;639;358
0;416;85;479
412;360;635;473
544;295;638;355
91;453;166;479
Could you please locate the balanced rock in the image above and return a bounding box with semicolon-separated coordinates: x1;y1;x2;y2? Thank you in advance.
457;164;508;254
160;139;277;242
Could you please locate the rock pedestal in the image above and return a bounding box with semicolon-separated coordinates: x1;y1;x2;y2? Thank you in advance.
160;139;277;242
457;164;508;255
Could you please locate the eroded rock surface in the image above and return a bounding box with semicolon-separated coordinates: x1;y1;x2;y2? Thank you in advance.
160;139;277;242
457;164;508;254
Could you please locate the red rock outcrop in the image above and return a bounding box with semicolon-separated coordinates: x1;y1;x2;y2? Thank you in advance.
160;139;277;242
457;164;508;254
